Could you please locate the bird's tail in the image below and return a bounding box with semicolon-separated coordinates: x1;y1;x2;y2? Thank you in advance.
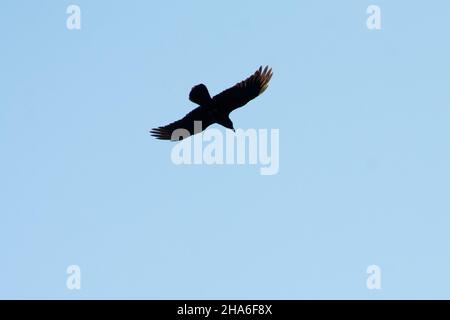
189;84;211;105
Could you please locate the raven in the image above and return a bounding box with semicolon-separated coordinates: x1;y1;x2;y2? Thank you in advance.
150;66;273;141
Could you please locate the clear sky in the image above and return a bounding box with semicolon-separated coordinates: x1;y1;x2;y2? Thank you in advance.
1;0;450;299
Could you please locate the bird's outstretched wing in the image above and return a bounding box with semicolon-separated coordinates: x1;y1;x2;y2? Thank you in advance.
212;66;273;115
150;106;213;141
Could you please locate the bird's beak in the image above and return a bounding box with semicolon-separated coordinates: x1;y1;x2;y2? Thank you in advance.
232;129;235;133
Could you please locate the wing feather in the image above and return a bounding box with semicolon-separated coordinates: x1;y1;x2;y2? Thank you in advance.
212;66;273;114
150;106;213;141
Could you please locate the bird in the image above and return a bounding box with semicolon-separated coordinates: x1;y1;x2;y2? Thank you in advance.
150;66;273;141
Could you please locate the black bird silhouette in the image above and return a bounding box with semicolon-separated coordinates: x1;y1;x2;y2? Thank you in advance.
150;66;273;141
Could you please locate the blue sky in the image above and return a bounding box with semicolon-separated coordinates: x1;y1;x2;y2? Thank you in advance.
1;0;450;299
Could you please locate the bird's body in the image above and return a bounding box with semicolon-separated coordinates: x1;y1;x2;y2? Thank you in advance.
151;66;273;141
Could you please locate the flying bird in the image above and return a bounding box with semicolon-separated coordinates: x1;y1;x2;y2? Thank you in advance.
150;66;273;141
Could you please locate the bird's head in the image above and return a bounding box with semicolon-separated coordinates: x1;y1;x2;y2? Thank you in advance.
222;118;235;132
